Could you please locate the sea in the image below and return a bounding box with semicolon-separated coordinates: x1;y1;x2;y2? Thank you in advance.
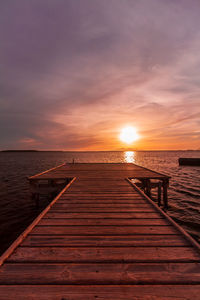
0;150;199;255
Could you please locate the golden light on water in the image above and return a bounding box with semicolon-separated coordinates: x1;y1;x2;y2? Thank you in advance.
119;126;139;144
124;151;135;163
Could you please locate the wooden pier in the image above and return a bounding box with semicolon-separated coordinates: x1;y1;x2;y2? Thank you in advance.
0;163;200;299
29;162;170;209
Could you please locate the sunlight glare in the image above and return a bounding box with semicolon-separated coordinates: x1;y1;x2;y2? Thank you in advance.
119;126;139;144
124;151;135;163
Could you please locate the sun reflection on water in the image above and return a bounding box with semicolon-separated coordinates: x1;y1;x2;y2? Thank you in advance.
124;151;135;163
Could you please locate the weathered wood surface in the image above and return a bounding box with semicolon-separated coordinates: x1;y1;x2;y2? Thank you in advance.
0;285;200;300
29;163;170;208
0;163;200;299
47;207;156;212
31;225;176;235
1;263;200;284
39;218;168;225
29;163;171;180
21;234;189;247
7;247;200;263
52;203;151;207
44;212;164;218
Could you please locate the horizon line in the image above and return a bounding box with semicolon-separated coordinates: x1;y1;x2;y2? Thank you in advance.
1;149;200;152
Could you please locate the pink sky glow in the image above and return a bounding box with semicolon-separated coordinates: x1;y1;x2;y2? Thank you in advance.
0;0;200;150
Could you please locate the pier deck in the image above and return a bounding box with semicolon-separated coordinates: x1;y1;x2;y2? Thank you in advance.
0;163;200;299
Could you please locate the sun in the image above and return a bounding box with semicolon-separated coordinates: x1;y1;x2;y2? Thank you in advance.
119;126;139;144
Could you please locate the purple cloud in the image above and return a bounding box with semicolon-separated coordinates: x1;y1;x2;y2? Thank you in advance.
0;0;200;150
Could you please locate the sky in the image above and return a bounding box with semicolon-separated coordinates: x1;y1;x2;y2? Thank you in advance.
0;0;200;151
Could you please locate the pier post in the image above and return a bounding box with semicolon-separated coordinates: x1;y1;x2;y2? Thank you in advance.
140;179;146;192
158;181;162;206
146;179;151;198
48;179;56;200
163;179;169;210
29;179;40;207
35;193;39;208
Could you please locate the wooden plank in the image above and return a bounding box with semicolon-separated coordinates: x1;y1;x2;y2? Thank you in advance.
58;200;148;204
0;285;199;300
67;191;140;193
61;193;142;196
49;207;155;212
60;197;146;200
1;263;200;284
62;190;144;197
54;202;151;206
31;225;177;235
68;185;135;188
8;247;199;263
52;203;151;208
58;199;147;203
28;163;66;179
21;234;189;247
38;218;168;226
59;198;146;202
66;189;136;192
60;194;144;197
71;185;131;188
44;212;164;219
63;191;142;193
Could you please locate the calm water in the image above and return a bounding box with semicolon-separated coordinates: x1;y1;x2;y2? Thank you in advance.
0;151;200;254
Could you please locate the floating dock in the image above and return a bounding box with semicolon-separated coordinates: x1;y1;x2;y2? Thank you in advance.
0;163;200;299
179;157;200;166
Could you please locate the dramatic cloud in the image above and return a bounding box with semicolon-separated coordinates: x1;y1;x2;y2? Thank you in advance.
0;0;200;150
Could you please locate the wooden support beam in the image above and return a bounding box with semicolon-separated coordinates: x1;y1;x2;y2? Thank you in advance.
158;181;162;207
140;179;145;192
146;179;151;198
31;193;39;208
163;179;169;210
130;177;169;209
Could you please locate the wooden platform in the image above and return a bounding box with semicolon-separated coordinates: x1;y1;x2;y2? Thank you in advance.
29;162;170;208
0;163;200;299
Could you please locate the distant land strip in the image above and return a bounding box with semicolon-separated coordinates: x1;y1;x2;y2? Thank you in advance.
1;150;64;152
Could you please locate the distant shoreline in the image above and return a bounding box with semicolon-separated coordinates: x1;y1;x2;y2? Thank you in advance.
1;150;63;152
1;149;200;152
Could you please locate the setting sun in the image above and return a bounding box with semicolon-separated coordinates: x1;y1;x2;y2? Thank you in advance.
119;126;139;144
